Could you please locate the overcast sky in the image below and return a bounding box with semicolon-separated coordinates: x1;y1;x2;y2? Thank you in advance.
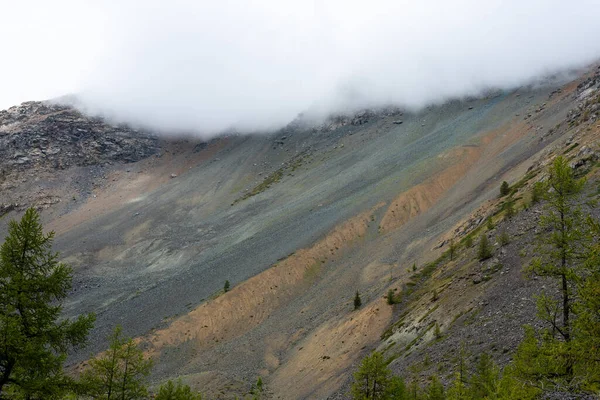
2;0;600;136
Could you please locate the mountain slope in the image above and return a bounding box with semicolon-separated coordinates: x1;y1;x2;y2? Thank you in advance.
0;67;598;398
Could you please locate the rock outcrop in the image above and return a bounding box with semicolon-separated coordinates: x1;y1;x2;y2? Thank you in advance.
0;101;160;177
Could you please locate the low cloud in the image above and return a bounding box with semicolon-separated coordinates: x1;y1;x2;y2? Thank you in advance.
4;0;600;137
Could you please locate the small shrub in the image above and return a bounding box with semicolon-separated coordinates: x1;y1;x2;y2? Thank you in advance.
503;200;515;219
487;218;494;230
448;239;456;261
387;289;396;305
498;230;510;246
224;280;230;292
500;181;510;196
464;235;473;248
434;323;442;339
478;234;493;261
431;289;439;302
412;263;417;272
354;291;362;310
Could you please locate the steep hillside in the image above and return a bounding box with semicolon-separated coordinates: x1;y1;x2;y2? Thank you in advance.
0;66;598;399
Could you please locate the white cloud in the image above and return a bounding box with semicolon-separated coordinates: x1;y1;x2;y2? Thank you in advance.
2;0;600;136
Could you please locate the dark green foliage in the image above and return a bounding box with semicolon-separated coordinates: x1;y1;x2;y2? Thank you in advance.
224;280;230;292
477;234;492;261
387;289;396;305
469;353;499;399
155;380;202;400
352;352;406;399
354;291;362;310
0;208;95;398
425;375;444;400
500;181;510;196
412;263;417;272
81;326;153;400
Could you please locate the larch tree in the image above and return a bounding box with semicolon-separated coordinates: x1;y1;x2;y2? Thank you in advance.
0;208;95;399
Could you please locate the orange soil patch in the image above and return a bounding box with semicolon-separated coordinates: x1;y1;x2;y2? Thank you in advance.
269;298;393;399
141;204;384;358
379;145;481;234
379;119;534;234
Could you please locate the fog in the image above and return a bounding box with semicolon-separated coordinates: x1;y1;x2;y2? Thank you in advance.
3;0;600;136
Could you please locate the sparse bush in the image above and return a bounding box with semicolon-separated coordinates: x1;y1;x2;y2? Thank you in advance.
478;234;493;261
487;218;494;230
354;291;362;310
464;235;473;248
412;263;417;272
431;289;438;302
504;200;515;219
224;280;230;292
498;230;510;247
448;239;456;261
434;323;442;339
500;181;510;196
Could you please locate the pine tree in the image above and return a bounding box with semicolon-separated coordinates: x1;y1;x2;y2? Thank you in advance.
81;325;153;399
0;208;95;398
526;156;586;383
573;217;600;391
500;181;510;196
503;200;515;219
425;375;444;400
351;352;392;400
387;289;395;305
155;379;202;400
224;280;230;292
477;234;492;261
354;291;362;310
469;353;499;399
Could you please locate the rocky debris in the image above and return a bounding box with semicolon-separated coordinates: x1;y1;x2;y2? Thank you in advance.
0;203;16;217
0;101;161;176
570;144;599;169
567;68;600;125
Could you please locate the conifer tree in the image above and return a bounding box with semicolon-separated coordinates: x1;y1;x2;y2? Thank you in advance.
0;208;95;398
500;181;510;196
526;156;586;383
81;325;153;399
425;376;444;400
351;352;391;400
469;353;499;399
354;291;362;310
155;380;202;400
477;234;492;261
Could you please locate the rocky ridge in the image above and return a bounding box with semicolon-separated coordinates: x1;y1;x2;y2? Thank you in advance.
0;101;160;177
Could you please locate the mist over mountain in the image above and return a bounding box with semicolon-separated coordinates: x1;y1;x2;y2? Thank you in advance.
2;0;600;136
